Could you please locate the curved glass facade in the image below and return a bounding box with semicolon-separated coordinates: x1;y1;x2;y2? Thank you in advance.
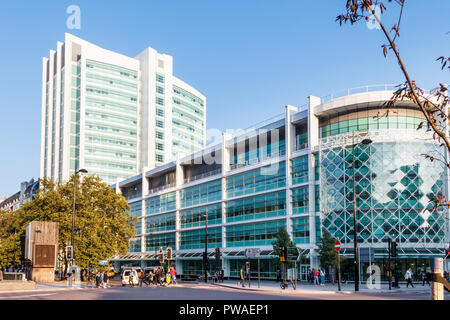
320;107;427;138
320;130;447;254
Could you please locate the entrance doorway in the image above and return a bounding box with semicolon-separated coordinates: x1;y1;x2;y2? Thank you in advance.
300;264;310;281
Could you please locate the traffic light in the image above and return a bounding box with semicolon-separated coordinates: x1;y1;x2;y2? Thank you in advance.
445;249;450;258
391;241;398;258
66;246;73;260
159;249;165;264
280;247;287;262
215;248;221;262
166;247;173;260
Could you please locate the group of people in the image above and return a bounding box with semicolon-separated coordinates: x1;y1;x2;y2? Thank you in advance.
308;268;326;285
138;267;177;287
89;270;110;288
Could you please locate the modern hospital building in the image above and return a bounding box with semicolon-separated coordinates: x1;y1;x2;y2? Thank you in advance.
110;86;450;281
40;34;206;185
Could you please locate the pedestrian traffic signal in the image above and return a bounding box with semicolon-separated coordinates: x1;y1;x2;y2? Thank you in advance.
445;249;450;258
215;247;221;261
167;247;173;260
391;241;398;258
66;246;73;260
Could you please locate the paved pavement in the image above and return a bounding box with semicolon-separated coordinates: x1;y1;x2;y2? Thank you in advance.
210;279;435;294
0;279;447;300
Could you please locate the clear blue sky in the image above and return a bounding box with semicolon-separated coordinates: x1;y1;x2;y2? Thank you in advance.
0;0;449;197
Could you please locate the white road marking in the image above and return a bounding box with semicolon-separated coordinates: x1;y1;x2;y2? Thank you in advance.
0;293;57;299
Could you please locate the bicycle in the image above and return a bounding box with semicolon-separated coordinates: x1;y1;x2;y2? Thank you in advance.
280;279;297;290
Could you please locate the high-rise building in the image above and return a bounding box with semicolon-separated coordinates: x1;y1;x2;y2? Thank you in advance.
40;33;206;185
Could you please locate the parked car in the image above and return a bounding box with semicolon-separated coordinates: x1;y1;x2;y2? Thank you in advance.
121;269;139;286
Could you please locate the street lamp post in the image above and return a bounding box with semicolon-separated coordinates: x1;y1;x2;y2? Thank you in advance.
71;168;88;265
351;135;372;292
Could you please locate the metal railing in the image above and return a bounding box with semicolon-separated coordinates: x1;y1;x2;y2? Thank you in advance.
320;84;400;104
148;183;176;195
230;113;285;139
230;150;286;170
184;168;222;184
2;272;25;281
295;143;309;152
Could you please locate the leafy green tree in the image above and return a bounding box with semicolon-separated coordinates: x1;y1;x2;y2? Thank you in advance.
315;230;342;268
271;227;305;268
0;210;22;268
10;176;137;273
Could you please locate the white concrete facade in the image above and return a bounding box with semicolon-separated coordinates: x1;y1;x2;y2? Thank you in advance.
40;34;206;185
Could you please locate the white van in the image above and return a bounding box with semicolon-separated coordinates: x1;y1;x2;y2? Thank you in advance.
121;269;139;286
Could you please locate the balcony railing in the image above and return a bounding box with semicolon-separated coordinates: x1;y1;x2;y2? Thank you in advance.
230;150;286;170
184;168;222;184
320;84;400;104
148;183;176;195
294;142;309;152
230;113;285;139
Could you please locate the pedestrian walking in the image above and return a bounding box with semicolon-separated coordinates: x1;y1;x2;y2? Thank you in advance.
139;270;145;287
276;268;281;282
320;268;325;286
99;271;105;288
421;270;430;286
220;268;224;283
240;266;245;287
405;268;414;288
160;268;165;286
96;271;101;288
104;271;109;288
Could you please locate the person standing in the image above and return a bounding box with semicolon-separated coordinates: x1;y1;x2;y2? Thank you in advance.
320;268;325;286
405;268;414;288
276;268;281;282
313;269;319;285
421;270;430;286
170;267;177;285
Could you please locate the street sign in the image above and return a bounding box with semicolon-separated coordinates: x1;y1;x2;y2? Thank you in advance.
287;247;300;261
99;260;108;266
245;248;261;259
335;240;341;252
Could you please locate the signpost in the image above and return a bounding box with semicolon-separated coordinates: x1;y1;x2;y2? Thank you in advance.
335;240;341;291
245;248;261;288
285;247;300;290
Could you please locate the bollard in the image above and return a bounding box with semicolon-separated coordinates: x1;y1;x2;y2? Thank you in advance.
431;258;444;300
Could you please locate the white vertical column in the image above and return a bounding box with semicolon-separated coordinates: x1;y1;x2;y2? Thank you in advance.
221;133;232;269
54;42;63;181
47;50;56;180
308;96;321;268
142;168;149;253
175;156;183;251
40;58;49;180
285;105;298;238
